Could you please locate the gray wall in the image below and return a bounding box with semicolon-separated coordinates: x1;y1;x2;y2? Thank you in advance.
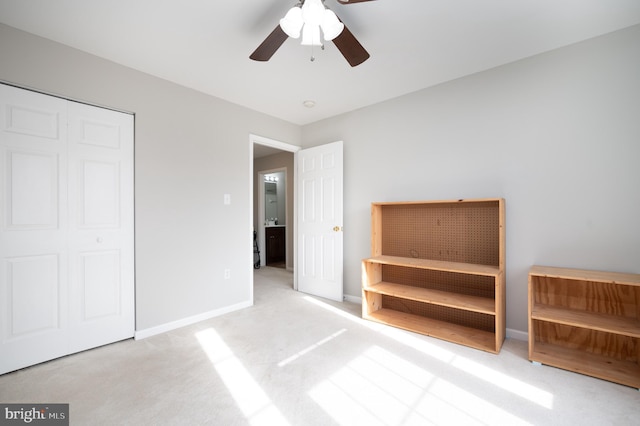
301;24;640;334
0;23;301;331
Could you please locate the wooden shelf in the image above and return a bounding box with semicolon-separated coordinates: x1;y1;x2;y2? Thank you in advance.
364;282;496;315
531;342;640;389
529;265;640;286
366;255;500;277
362;198;505;354
532;305;640;338
365;309;497;354
529;265;640;389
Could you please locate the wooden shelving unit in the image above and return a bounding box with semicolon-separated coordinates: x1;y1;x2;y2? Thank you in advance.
362;198;505;353
528;265;640;389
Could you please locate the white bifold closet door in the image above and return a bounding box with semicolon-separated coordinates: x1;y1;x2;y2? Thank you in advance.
0;84;134;374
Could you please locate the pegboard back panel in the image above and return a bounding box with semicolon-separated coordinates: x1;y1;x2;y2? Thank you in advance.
382;295;495;332
382;264;495;299
379;200;500;266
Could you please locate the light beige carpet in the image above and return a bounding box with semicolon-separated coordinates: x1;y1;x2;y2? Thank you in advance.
1;266;638;425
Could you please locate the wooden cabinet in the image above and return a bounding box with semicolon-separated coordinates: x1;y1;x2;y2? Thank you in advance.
362;198;505;353
528;265;640;388
265;226;285;265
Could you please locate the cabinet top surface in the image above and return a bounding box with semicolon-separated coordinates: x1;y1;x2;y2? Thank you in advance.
371;198;504;206
530;265;640;285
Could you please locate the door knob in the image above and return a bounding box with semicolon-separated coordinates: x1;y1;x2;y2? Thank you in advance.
333;226;342;232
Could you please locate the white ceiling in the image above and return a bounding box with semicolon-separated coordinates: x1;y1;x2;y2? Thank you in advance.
1;0;640;127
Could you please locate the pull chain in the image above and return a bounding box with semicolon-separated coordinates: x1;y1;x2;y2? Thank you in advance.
310;44;325;62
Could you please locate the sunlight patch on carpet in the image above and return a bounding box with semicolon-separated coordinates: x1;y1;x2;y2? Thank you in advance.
196;328;290;426
278;328;347;367
303;295;553;410
309;345;533;426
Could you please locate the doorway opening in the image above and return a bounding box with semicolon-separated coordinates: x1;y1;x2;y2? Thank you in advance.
249;134;300;303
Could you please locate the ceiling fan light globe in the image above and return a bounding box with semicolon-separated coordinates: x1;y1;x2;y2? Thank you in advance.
302;0;325;26
301;24;322;46
321;10;344;41
280;7;303;38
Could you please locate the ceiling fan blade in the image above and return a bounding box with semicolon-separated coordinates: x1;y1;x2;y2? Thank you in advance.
336;0;376;4
250;25;289;61
332;24;370;67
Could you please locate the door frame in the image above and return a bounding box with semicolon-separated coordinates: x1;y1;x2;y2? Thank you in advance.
249;134;300;299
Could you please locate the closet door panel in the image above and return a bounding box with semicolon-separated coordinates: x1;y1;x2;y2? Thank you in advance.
0;84;134;374
0;84;69;373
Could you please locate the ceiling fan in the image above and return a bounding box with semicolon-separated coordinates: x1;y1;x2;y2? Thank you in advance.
250;0;375;67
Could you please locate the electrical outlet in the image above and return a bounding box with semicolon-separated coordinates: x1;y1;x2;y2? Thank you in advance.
224;269;231;279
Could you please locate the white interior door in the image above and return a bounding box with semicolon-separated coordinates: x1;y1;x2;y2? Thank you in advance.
0;84;134;374
66;101;134;353
0;85;70;372
296;141;343;301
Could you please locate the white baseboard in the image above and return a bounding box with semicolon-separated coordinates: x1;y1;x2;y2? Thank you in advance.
344;294;362;304
134;300;253;340
506;328;528;341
